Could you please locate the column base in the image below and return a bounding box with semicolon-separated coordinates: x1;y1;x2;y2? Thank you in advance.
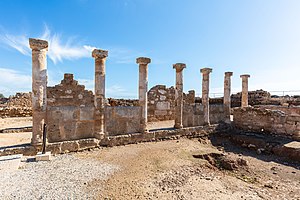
174;124;183;129
95;132;106;140
141;129;149;134
203;122;211;126
31;142;42;147
31;138;43;146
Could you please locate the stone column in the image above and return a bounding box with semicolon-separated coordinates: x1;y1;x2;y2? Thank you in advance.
29;38;48;145
224;72;233;123
200;68;213;125
173;63;186;129
137;57;151;133
240;74;250;107
92;49;108;139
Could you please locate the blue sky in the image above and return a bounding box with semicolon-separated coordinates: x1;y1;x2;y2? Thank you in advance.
0;0;299;98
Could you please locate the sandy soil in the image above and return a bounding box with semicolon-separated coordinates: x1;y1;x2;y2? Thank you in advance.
147;120;174;130
0;117;32;147
0;132;31;147
1;118;299;199
77;138;300;200
0;117;32;130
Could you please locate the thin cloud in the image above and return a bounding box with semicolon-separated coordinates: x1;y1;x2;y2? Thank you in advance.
109;47;145;64
107;85;137;99
40;25;96;64
0;33;30;56
0;68;31;97
77;78;138;98
0;25;96;64
0;25;147;65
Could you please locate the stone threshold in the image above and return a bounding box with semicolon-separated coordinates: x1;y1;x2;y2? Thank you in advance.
0;126;32;133
0;125;221;157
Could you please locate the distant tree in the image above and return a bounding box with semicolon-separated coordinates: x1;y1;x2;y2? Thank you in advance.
0;93;5;98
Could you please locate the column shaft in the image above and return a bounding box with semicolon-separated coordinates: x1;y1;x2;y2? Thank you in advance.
137;57;151;133
201;68;212;125
224;72;233;123
29;38;48;145
92;49;108;138
139;64;148;132
240;74;250;107
173;63;186;129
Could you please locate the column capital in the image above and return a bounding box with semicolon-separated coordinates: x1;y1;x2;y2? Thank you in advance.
225;72;233;77
240;74;250;78
200;68;212;74
173;63;186;72
136;57;151;65
29;38;48;51
92;49;108;59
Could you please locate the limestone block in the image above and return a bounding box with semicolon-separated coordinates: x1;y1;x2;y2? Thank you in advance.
78;138;99;150
156;102;170;110
75;121;94;138
158;89;167;94
61;141;79;153
46;143;62;155
80;106;94;120
35;152;51;161
160;96;166;101
0;154;23;172
155;110;168;116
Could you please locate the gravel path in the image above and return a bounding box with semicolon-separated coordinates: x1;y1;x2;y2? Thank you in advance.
0;154;118;200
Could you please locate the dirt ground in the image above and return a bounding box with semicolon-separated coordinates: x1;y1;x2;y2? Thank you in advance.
1;118;299;199
0;117;32;130
76;138;300;200
0;117;32;147
0;132;31;147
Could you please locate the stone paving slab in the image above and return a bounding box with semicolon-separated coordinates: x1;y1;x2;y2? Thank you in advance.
0;154;23;172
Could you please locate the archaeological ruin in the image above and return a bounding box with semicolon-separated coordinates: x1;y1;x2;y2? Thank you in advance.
0;38;299;161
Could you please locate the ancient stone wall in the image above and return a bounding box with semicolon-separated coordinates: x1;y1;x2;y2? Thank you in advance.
148;85;175;122
183;104;225;127
46;74;95;142
0;93;32;117
108;98;139;107
257;105;300;116
105;106;142;136
231;89;271;107
233;107;300;140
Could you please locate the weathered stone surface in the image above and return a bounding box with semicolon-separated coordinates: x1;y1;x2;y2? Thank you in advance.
201;68;212;125
61;141;79;153
233;106;300;139
46;142;62;155
0;93;32;118
137;57;151;132
93;49;108;139
273;141;300;161
240;74;250;108
47;74;95;143
148;85;175;122
0;154;23;172
35;151;51;161
30;38;48;145
224;72;233;123
183;104;225;127
78;138;99;150
173;63;186;129
105;106;142;136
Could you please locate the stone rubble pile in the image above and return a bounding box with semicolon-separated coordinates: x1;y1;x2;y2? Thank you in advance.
0;93;32;118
